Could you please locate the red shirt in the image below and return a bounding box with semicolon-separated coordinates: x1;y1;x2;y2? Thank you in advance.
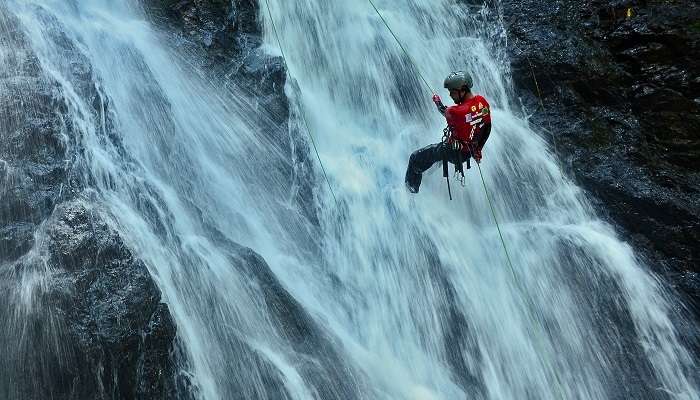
444;95;491;143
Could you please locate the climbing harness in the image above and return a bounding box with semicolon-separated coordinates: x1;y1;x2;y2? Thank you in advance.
441;126;467;196
262;0;339;207
367;1;569;397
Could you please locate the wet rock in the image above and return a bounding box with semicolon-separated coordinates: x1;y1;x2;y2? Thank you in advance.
45;201;184;400
0;201;188;400
0;11;70;263
0;222;35;262
210;231;367;399
502;0;700;318
0;7;188;399
143;0;288;124
143;0;317;223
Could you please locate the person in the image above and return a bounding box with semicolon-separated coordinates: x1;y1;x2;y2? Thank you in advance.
405;71;492;193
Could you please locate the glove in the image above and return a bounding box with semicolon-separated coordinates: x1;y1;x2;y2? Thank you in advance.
472;147;483;163
433;94;447;115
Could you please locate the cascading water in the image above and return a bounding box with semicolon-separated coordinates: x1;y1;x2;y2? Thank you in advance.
1;0;697;399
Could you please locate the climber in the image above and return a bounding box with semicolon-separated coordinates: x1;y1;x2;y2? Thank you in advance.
405;71;492;193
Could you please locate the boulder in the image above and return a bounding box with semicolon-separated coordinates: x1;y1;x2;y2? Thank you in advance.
0;201;190;400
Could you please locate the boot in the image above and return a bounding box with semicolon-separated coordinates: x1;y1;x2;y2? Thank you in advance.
405;169;422;193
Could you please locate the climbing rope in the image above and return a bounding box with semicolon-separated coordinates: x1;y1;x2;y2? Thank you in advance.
263;0;339;207
517;38;565;178
473;157;571;396
367;0;437;95
366;0;517;293
367;1;569;397
263;0;568;392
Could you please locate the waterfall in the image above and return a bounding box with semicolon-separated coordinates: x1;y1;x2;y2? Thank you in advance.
1;0;697;399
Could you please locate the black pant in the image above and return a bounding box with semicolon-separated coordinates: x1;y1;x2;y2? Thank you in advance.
405;142;469;192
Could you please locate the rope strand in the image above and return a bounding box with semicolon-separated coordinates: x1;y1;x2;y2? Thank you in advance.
263;0;340;207
473;159;569;396
522;45;565;179
369;1;568;396
366;0;437;95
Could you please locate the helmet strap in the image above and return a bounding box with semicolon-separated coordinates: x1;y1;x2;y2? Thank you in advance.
458;89;467;104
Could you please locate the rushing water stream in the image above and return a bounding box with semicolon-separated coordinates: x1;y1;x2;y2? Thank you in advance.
2;0;698;399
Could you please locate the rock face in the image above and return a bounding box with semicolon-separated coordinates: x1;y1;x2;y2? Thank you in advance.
502;0;700;317
3;0;697;397
146;1;700;323
1;201;188;400
211;236;367;399
143;0;318;223
0;7;187;399
139;4;368;398
144;0;289;126
1;0;344;397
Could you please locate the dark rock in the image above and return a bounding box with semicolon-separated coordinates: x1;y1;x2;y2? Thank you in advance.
143;0;288;124
502;0;700;318
0;7;188;399
211;233;367;399
0;222;35;262
0;201;188;400
143;0;319;223
0;27;68;261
